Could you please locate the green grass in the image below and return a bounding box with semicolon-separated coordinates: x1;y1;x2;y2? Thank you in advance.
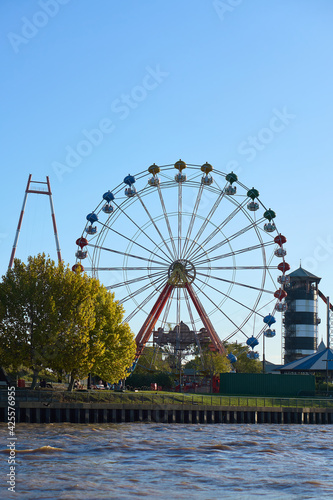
12;389;333;408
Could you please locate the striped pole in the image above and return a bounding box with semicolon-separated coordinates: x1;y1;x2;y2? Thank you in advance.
8;175;32;268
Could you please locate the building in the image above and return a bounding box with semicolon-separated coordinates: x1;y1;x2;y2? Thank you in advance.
283;266;321;364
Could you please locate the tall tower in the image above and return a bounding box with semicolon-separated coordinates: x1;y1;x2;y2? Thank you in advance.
283;266;321;364
8;175;62;268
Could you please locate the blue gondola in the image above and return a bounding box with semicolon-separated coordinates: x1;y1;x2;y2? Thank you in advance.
246;336;259;349
227;353;237;363
263;314;276;326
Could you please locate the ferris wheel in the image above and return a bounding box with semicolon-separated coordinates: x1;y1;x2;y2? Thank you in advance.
73;160;289;364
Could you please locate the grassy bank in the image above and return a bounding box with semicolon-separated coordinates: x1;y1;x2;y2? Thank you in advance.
3;389;333;409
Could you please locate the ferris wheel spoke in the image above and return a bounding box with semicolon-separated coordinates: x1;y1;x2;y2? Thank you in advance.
159;287;175;328
184;189;227;259
193;240;275;266
159;170;176;182
120;275;166;304
98;220;170;264
192;282;248;337
196;271;274;295
191;218;265;264
123;280;166;323
183;287;201;345
135;192;175;260
187;199;249;261
265;249;279;288
183;287;205;360
195;275;264;317
228;273;271;339
112;202;171;263
178;182;182;258
181;183;204;259
196;265;278;271
156;184;177;259
254;297;277;319
87;243;166;267
106;270;167;290
120;274;166;309
176;287;181;327
85;266;166;271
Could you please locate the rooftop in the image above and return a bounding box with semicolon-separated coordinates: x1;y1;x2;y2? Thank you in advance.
288;266;321;281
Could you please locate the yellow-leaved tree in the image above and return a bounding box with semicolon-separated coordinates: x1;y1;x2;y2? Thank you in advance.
0;254;136;390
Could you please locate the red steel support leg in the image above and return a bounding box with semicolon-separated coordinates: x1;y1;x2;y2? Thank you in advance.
8;175;32;269
46;176;62;263
135;283;173;361
185;282;226;355
318;290;333;311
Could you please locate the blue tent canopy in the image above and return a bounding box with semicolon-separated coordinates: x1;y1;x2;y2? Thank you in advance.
281;342;333;372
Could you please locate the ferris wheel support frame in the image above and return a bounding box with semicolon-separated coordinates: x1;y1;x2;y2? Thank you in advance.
8;174;62;268
77;161;288;367
135;283;173;361
185;282;226;355
134;280;226;365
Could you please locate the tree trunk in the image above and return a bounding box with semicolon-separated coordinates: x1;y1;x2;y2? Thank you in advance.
30;369;39;390
67;374;75;392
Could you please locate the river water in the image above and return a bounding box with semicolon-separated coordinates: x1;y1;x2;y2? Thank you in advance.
1;423;333;499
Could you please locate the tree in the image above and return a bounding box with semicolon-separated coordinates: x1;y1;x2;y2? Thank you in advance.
0;254;136;389
134;346;171;374
184;346;230;375
226;342;263;373
89;286;136;383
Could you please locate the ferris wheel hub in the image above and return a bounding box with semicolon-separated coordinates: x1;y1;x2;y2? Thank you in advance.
167;259;196;287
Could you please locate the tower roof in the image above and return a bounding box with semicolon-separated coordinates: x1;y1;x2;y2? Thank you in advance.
288;266;321;282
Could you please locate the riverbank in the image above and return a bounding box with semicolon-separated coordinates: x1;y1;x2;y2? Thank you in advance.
2;389;333;425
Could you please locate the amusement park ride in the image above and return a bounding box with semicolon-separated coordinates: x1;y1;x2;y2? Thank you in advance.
73;160;290;368
9;164;332;371
9;174;62;269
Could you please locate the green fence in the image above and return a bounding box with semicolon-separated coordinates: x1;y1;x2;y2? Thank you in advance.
220;373;316;397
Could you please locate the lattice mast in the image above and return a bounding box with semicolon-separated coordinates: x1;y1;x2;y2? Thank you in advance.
8;174;62;268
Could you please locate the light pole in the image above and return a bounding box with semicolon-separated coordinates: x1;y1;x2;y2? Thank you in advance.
262;331;266;374
324;359;329;395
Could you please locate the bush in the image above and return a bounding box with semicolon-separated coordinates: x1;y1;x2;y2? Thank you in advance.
317;382;333;393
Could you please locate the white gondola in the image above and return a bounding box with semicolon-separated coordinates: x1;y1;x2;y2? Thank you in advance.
175;173;186;183
102;203;114;214
148;176;160;186
201;175;213;186
278;275;291;285
125;187;137;197
264;329;276;338
247;201;259;211
224;185;237;195
276;302;287;312
85;226;97;235
75;250;87;259
274;248;287;258
247;351;259;359
264;222;276;232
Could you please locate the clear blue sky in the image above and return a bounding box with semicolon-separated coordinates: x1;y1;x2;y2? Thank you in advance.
1;0;333;363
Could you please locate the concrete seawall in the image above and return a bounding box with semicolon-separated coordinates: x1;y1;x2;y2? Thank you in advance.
1;402;333;424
